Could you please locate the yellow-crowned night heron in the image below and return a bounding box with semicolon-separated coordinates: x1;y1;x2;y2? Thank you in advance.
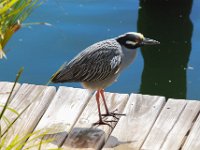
51;32;160;126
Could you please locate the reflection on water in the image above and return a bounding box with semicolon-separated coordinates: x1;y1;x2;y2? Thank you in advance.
138;0;193;99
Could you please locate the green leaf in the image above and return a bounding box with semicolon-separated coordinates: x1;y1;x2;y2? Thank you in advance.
0;0;42;59
0;0;19;14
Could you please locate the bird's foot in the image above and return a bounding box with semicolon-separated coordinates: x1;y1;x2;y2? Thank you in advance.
92;119;117;128
102;109;126;120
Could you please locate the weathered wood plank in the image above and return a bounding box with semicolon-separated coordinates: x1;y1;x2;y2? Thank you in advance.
1;83;56;148
103;94;165;150
141;99;187;150
24;86;94;150
182;110;200;150
160;100;200;150
0;81;21;103
61;92;129;150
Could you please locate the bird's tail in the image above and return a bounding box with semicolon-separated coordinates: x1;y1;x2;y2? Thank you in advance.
47;62;68;85
47;70;60;85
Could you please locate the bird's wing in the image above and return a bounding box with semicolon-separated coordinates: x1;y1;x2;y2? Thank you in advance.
51;40;122;83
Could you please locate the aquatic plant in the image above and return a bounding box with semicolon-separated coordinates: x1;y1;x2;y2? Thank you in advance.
0;0;41;59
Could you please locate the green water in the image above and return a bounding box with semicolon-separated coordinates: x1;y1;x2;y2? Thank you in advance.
138;1;193;99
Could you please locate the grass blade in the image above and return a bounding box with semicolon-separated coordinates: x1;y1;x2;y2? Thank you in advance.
0;67;23;120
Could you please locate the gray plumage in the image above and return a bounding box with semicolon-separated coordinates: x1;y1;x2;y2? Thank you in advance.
51;39;123;83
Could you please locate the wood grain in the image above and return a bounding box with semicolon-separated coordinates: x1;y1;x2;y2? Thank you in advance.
2;81;200;150
141;99;187;150
1;83;56;148
182;107;200;150
161;100;200;150
62;92;129;150
24;86;94;150
103;94;165;150
0;81;21;104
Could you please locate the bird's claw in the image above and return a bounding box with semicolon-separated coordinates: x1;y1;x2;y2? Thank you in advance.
92;119;115;128
93;110;125;128
102;109;126;120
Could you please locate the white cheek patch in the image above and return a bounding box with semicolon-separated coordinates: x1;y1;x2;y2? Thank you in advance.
126;40;137;46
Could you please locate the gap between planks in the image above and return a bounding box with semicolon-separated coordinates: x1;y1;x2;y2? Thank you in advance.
0;83;56;148
103;94;165;150
1;81;200;150
141;99;200;150
61;92;129;150
0;81;21;104
24;86;94;149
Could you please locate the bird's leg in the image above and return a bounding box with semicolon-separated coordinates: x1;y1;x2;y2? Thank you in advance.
93;90;114;128
99;89;109;114
100;89;126;119
96;90;103;123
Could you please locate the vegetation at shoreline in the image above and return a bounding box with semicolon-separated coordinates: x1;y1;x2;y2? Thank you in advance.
0;0;41;59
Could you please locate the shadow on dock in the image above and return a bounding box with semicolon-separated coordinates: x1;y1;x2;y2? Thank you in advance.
43;127;107;149
138;0;193;99
62;127;105;148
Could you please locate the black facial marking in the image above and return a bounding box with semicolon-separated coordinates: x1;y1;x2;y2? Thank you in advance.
124;42;142;49
116;33;142;49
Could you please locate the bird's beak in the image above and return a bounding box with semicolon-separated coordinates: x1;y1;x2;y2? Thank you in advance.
141;37;160;45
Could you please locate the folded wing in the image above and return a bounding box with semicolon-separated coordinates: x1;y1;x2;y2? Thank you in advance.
51;40;122;83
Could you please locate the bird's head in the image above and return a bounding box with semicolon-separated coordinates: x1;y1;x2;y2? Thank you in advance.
116;32;160;49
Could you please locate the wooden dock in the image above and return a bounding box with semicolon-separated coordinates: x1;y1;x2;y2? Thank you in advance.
0;81;200;150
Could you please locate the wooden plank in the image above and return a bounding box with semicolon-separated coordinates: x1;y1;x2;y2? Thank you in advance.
182;110;200;150
23;86;94;150
160;100;200;150
103;94;165;150
1;83;56;148
141;99;187;150
61;92;129;150
0;81;21;103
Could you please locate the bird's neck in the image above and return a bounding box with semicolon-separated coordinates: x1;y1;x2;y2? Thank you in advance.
121;46;137;69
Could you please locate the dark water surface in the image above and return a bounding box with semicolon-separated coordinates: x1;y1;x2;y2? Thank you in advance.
1;0;200;100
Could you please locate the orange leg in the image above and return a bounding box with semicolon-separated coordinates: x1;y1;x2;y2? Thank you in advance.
96;90;103;122
93;90;116;128
100;89;126;119
99;89;109;114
